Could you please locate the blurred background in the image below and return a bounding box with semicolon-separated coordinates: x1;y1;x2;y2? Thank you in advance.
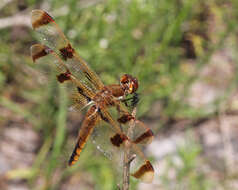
1;0;238;189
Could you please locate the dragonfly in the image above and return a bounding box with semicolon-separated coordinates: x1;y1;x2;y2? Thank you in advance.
30;9;154;183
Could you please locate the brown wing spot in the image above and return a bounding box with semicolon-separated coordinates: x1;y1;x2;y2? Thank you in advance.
31;44;52;62
131;160;154;183
117;114;135;124
60;43;75;60
133;129;154;144
32;48;47;62
57;70;71;83
110;133;128;147
32;10;54;29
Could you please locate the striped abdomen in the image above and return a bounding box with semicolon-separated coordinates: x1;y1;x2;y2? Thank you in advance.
68;105;99;166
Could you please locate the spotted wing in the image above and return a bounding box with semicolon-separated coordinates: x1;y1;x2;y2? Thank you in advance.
31;44;95;110
98;108;154;183
68;103;154;183
114;101;154;145
31;9;104;92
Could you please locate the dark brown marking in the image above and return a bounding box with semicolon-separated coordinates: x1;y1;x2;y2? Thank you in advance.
32;47;49;62
32;11;54;29
77;87;91;102
57;70;71;83
131;160;154;179
98;108;109;123
84;71;93;83
117;114;135;124
110;133;128;147
59;43;75;60
133;129;154;144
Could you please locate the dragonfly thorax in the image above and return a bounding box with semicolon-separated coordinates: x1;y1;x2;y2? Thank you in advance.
93;86;115;107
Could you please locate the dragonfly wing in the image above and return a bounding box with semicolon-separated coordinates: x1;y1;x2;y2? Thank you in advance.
99;108;154;183
113;101;154;145
31;9;104;92
31;44;95;110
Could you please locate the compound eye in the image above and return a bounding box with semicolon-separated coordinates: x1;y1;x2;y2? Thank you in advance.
120;74;129;84
120;74;139;94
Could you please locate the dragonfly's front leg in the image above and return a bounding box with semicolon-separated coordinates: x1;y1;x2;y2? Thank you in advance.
121;93;139;108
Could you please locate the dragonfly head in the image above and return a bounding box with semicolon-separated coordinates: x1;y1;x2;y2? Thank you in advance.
120;74;138;95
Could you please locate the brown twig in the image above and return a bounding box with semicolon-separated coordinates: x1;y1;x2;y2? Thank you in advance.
122;108;137;190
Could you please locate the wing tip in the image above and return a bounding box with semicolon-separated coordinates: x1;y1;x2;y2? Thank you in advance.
131;160;154;183
31;9;54;29
30;44;41;62
30;44;51;62
31;9;43;29
31;9;43;15
134;129;154;145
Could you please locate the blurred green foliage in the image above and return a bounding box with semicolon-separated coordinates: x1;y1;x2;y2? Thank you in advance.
1;0;238;189
162;133;212;190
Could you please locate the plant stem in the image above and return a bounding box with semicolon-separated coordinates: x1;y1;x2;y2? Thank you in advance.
122;108;137;190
